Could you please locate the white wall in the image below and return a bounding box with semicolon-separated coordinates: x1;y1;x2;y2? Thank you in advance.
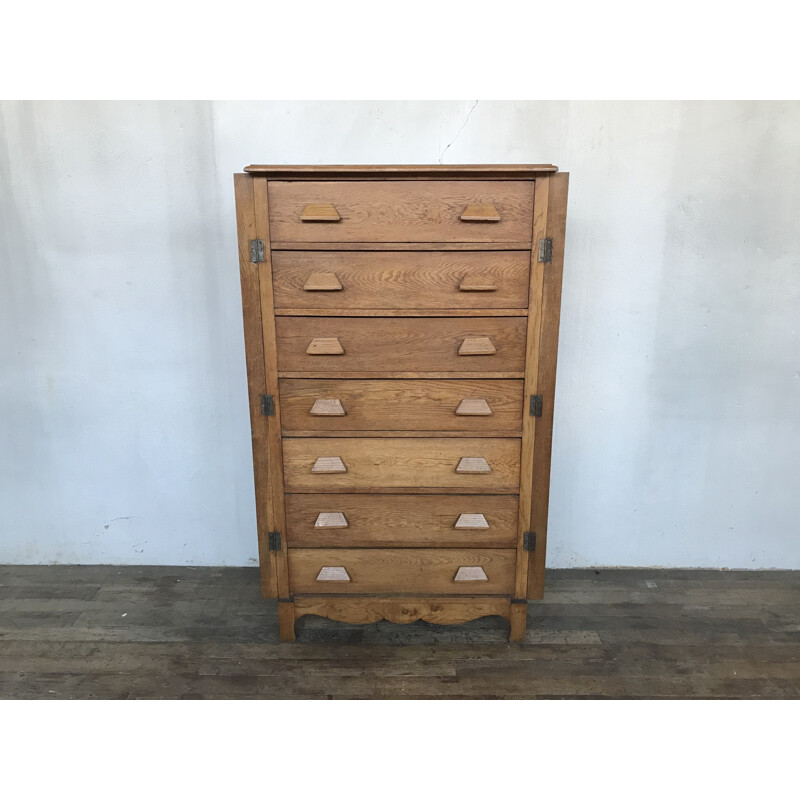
1;100;798;568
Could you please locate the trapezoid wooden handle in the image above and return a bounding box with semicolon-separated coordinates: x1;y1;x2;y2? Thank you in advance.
300;203;341;222
458;274;497;292
455;398;492;416
304;271;343;291
311;456;347;474
454;513;490;529
456;457;492;474
460;203;500;222
310;398;346;416
307;337;344;355
458;337;496;356
453;566;489;581
316;566;351;581
314;512;349;528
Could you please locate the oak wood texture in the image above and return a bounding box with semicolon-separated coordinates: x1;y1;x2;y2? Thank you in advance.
276;317;526;374
252;177;292;599
283;438;521;493
315;566;351;582
306;336;344;355
300;203;340;222
458;336;496;355
268;181;534;243
272;241;535;251
233;175;275;598
311;456;347;474
245;164;557;177
285;494;518;548
528;172;569;599
460;203;501;222
454;566;489;582
303;271;343;291
272;251;530;310
288;549;516;595
279;379;523;435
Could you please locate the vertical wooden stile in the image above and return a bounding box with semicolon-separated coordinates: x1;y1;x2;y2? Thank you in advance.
252;177;292;600
527;172;569;599
234;174;275;598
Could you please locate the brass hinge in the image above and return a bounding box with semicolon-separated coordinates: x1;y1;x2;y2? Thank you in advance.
523;531;536;552
538;237;553;263
250;239;265;263
268;531;282;551
260;394;275;416
530;395;543;417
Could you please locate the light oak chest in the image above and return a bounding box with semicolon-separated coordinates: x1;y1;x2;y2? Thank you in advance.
234;164;568;642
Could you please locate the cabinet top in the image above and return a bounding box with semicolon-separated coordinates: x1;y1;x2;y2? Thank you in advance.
242;164;558;178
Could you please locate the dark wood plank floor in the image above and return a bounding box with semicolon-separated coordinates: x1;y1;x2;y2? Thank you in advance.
0;566;797;699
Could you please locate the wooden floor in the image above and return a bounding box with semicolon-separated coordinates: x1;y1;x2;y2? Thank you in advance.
0;566;797;699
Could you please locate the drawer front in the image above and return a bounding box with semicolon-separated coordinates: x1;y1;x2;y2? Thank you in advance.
268;180;534;243
283;437;520;493
279;379;523;435
288;548;516;595
276;317;527;374
285;494;518;547
272;251;530;310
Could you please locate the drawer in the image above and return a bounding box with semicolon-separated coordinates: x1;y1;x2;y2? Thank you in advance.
288;548;516;595
279;379;523;435
268;180;534;243
282;437;520;493
275;317;527;374
272;251;530;310
285;494;518;547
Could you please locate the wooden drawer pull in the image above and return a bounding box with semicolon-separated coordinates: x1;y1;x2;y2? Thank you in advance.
460;203;500;222
458;274;497;292
307;337;344;355
458;337;496;356
300;203;341;222
312;456;347;474
453;566;489;582
455;398;492;416
316;566;351;581
456;457;492;474
455;513;490;530
304;271;343;291
310;398;346;416
314;512;349;528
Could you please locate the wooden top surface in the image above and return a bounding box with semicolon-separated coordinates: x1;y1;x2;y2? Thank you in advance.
242;164;558;178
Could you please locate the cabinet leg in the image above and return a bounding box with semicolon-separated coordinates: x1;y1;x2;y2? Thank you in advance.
278;601;296;642
509;601;527;643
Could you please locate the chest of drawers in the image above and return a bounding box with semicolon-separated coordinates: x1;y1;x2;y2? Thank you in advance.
234;164;568;642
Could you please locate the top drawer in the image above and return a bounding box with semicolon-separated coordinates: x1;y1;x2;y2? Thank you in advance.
268;181;535;243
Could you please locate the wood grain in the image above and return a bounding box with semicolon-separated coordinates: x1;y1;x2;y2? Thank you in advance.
268;181;534;243
283;438;521;493
276;316;527;374
279;378;523;434
245;164;558;177
233;174;274;598
272;251;530;310
288;548;516;595
285;494;518;547
528;172;569;599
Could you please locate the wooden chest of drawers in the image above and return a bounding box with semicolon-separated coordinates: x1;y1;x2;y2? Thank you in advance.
234;164;568;642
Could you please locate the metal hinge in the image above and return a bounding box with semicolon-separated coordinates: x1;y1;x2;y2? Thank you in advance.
523;531;536;552
268;531;282;551
538;237;553;263
250;239;265;263
530;395;543;417
260;394;275;416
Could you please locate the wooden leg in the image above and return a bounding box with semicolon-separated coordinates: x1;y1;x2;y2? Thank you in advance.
278;601;296;642
509;601;527;643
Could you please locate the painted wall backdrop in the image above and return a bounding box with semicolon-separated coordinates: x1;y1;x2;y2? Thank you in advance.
1;100;798;568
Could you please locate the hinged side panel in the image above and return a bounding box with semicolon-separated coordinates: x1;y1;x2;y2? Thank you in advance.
528;173;569;599
253;177;291;599
234;175;276;598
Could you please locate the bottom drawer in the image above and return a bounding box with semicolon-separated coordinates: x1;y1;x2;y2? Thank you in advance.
288;548;516;595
